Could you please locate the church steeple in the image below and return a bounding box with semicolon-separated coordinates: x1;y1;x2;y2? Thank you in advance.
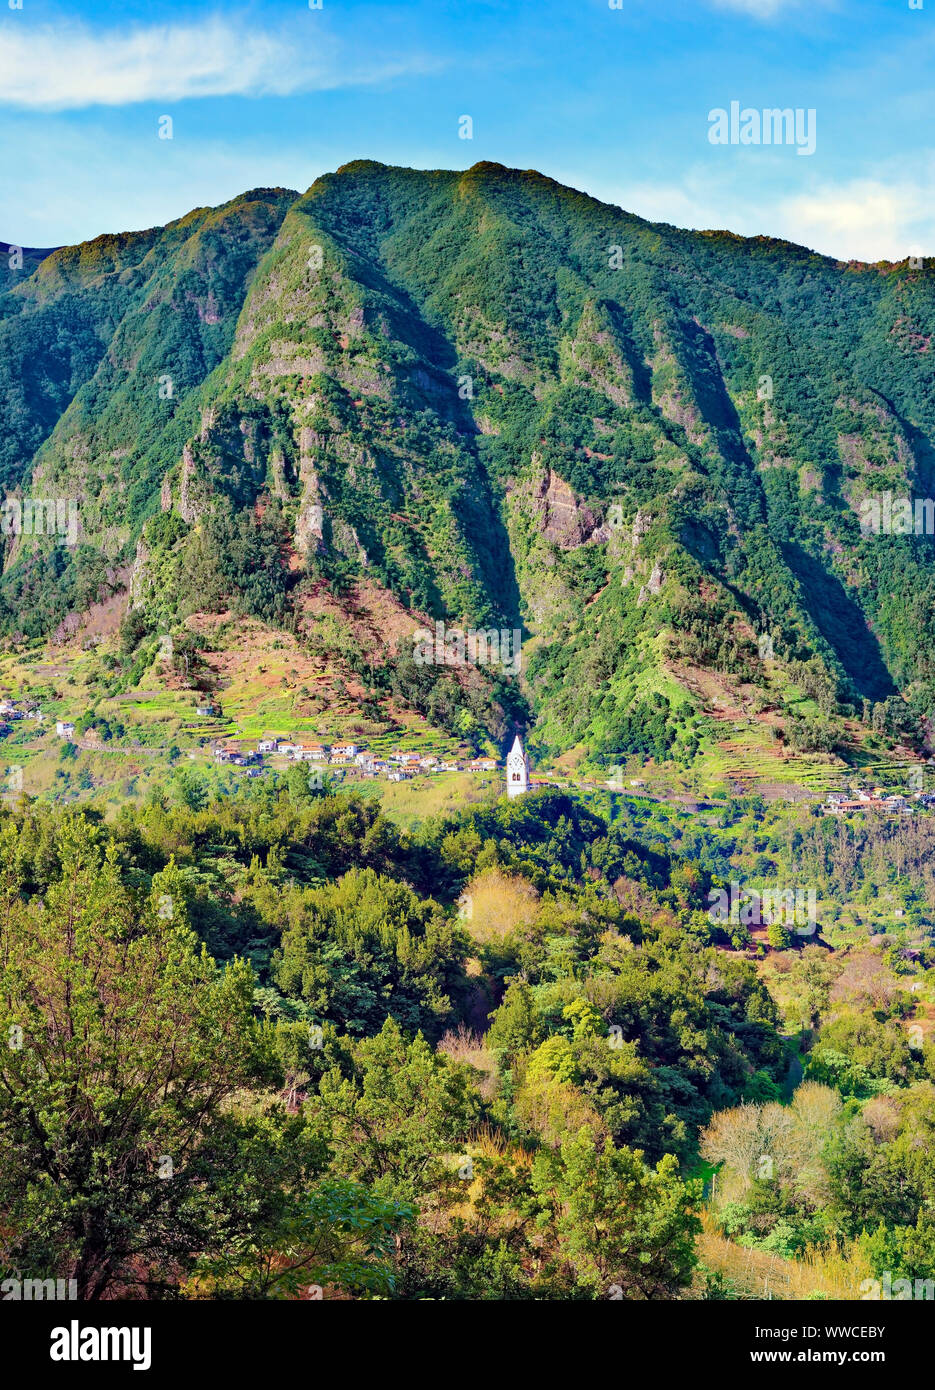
506;733;529;798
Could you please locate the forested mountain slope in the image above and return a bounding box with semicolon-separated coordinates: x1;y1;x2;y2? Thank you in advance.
2;161;934;765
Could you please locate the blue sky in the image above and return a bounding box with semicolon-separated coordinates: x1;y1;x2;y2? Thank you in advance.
0;0;931;259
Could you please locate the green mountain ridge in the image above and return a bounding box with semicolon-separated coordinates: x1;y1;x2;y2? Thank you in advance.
2;160;934;770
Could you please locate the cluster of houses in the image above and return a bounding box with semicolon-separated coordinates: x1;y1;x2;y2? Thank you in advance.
0;697;43;724
41;702;531;795
824;786;920;815
0;698;43;742
210;738;501;781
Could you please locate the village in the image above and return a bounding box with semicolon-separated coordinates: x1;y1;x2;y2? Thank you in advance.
823;785;935;815
0;686;534;795
6;685;935;812
206;735;501;781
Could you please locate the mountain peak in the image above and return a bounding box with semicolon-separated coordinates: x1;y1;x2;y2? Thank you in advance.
0;160;932;786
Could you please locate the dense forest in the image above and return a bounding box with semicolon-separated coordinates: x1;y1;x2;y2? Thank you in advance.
2;779;934;1300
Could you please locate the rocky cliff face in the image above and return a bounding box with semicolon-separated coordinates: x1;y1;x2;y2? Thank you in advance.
2;161;934;756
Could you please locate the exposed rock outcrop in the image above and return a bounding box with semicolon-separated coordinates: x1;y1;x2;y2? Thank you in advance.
529;466;610;549
178;446;204;524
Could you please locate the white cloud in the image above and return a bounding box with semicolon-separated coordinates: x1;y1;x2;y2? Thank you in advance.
0;17;440;111
589;163;935;262
598;178;728;234
775;177;935;261
585;166;760;239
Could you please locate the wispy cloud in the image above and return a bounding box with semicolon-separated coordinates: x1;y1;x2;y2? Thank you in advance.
710;0;835;18
590;160;935;261
777;175;935;262
0;16;442;111
0;117;319;244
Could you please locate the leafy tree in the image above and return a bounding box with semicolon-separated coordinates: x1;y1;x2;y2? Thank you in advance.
312;1018;482;1207
274;868;468;1038
531;1126;701;1298
0;817;405;1298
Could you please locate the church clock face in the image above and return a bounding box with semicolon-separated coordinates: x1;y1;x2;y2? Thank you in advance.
507;735;529;798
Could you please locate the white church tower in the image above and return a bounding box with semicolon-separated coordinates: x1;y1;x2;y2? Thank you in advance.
506;733;530;798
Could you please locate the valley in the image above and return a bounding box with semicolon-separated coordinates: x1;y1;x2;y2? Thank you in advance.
3;160;935;1308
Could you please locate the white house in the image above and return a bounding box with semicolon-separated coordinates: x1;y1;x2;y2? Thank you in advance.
257;739;278;754
55;721;75;739
293;744;329;762
506;734;529;798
